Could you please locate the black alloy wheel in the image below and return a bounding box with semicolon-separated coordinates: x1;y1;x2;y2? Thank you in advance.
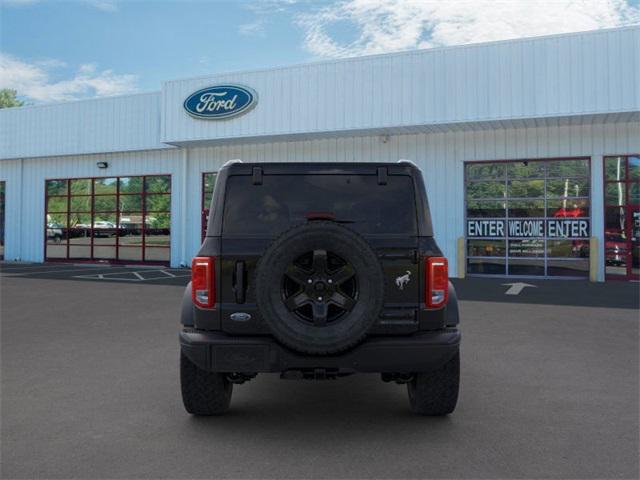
255;221;384;355
282;249;357;326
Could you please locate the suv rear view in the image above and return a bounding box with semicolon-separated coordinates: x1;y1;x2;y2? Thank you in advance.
180;161;460;415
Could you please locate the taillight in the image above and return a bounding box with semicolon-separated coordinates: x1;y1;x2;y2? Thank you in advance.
425;256;448;308
192;256;215;308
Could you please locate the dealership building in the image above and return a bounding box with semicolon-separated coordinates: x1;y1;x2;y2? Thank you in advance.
0;26;638;281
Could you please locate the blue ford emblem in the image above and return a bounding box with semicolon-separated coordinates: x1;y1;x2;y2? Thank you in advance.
183;84;257;120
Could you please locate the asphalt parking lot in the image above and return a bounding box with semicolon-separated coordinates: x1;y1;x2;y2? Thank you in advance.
1;262;638;479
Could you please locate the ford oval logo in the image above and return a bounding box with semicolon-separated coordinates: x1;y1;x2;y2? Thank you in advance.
183;84;257;120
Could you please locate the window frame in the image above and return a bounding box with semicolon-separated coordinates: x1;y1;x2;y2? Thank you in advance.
201;172;218;241
464;157;592;278
603;154;640;281
44;174;171;264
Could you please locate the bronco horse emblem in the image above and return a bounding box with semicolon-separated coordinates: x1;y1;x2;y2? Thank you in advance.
395;271;411;290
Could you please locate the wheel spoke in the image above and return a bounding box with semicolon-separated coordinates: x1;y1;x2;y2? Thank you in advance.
330;264;355;285
312;302;328;326
312;249;328;274
329;292;356;311
285;264;310;286
284;292;310;311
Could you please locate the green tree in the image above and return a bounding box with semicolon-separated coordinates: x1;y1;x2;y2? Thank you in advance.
0;89;25;109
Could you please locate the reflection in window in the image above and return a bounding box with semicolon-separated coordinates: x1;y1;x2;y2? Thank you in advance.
145;176;171;193
467;240;506;257
506;161;545;179
508;240;544;257
45;175;171;263
47;180;68;196
547;199;589;218
547;260;589;277
466;182;506;199
70;179;91;194
547;240;589;258
507;180;545;198
508;200;545;218
546;159;589;178
466;163;505;180
70;196;91;212
202;172;218;241
467;258;506;275
630;183;639;205
508;259;545;276
547;179;589;198
465;158;591;278
605;157;626;181
94;178;117;194
605;183;625;206
629;156;639;180
466;200;505;218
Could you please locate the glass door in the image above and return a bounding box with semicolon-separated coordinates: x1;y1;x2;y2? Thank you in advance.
0;181;5;260
604;155;639;280
632;206;639;278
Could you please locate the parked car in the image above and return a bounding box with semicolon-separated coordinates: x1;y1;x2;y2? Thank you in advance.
179;161;460;416
46;222;63;243
605;231;627;266
92;221;116;237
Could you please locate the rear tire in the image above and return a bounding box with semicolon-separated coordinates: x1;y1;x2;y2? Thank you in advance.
407;351;459;416
180;352;232;416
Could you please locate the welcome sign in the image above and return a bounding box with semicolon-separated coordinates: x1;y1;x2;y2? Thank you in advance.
184;84;257;119
467;219;590;239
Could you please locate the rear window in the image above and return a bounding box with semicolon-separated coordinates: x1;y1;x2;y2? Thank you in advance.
222;174;418;236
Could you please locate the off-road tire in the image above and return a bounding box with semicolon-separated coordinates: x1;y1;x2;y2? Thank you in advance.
180;352;232;415
407;351;459;416
255;221;384;355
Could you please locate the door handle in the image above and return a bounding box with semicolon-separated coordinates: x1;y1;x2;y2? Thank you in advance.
233;261;246;304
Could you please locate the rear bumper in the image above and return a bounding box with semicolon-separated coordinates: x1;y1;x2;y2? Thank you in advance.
180;329;460;374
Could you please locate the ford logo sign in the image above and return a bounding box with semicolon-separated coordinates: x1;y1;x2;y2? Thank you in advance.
183;84;257;120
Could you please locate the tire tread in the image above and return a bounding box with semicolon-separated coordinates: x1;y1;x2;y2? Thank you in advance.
180;352;232;415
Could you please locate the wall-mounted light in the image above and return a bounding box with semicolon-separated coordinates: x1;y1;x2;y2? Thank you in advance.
96;162;109;169
380;134;390;144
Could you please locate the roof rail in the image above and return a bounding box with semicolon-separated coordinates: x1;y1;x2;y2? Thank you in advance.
222;159;243;168
397;159;418;167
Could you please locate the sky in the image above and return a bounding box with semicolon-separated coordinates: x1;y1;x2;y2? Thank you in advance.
1;0;639;104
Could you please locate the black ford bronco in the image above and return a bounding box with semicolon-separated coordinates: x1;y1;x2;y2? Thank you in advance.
180;161;460;416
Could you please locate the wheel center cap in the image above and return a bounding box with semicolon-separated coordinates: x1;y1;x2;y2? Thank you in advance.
314;281;326;292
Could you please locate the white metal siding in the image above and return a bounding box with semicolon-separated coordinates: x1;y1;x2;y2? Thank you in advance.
0;149;182;264
162;27;640;145
2;121;638;280
0;92;169;160
183;121;639;280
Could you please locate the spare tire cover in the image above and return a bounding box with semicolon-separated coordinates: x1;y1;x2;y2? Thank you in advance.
255;221;384;355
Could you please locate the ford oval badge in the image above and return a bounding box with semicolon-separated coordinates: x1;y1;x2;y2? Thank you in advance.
183;84;257;120
230;312;252;322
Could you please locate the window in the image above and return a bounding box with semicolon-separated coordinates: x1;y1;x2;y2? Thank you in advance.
45;175;171;263
222;174;417;236
465;158;591;277
201;172;217;240
603;155;639;280
0;181;4;260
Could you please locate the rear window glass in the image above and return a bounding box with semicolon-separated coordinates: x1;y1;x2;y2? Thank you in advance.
222;174;417;235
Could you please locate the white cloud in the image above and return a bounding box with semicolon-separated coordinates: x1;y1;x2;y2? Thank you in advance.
297;0;640;58
0;53;138;102
239;19;266;36
83;0;118;12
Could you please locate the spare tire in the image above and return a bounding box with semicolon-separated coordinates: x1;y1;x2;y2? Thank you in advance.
255;221;384;355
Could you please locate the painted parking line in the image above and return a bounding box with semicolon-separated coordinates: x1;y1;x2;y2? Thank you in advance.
73;269;190;282
0;266;135;277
